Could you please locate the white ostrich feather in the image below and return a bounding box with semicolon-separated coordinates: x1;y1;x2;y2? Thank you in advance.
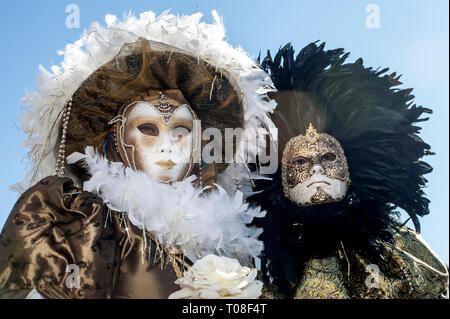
13;10;277;193
67;147;266;267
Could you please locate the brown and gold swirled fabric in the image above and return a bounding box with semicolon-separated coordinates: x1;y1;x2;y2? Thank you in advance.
0;176;180;299
262;228;449;299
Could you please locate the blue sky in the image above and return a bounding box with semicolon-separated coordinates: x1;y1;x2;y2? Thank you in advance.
0;0;448;263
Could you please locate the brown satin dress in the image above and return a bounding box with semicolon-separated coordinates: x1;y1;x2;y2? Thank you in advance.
0;176;180;299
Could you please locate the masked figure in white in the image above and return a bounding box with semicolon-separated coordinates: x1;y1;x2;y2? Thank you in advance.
117;90;197;184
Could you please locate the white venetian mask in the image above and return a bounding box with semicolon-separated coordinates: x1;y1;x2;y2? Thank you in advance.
116;92;198;183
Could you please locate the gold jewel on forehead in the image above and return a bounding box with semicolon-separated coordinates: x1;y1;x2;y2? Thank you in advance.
305;123;320;143
156;92;178;125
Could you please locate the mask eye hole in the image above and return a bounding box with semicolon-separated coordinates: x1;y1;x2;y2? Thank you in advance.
138;123;159;136
292;156;308;166
321;152;336;162
171;126;191;140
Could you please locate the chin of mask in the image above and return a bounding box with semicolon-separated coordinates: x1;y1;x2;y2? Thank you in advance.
287;171;348;206
121;101;196;183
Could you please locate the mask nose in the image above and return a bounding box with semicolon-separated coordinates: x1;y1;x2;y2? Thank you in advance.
309;164;325;175
159;133;173;154
159;147;172;153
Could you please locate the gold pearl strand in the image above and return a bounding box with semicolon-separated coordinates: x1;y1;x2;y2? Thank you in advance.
55;99;72;177
145;231;190;279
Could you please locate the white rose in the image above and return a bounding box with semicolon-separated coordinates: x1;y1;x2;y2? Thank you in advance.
168;254;263;299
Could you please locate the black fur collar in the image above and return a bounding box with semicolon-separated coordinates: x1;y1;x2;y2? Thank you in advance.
249;169;400;295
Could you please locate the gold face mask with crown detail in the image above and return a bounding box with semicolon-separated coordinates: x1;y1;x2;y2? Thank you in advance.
114;89;199;184
281;124;351;206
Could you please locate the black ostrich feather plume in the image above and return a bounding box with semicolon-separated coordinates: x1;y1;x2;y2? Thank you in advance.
249;42;434;295
261;41;433;232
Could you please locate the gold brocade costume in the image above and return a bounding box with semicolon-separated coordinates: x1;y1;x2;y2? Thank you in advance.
262;227;448;299
0;176;182;299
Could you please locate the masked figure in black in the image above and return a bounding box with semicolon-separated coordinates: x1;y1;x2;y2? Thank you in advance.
250;42;448;299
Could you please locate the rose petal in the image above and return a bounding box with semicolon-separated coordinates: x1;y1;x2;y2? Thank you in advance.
168;288;195;299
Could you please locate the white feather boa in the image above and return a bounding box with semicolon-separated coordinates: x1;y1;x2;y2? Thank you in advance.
14;10;277;193
67;147;266;268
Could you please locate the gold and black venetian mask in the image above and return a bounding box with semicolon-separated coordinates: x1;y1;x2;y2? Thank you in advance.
281;124;351;206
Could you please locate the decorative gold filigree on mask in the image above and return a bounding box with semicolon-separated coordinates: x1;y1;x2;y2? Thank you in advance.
156;92;179;125
311;187;333;204
281;123;351;205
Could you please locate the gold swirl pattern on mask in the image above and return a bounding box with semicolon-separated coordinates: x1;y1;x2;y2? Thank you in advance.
299;172;311;184
284;164;311;188
325;168;340;180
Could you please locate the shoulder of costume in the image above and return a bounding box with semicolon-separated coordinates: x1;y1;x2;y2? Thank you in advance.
382;226;449;298
0;175;116;299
